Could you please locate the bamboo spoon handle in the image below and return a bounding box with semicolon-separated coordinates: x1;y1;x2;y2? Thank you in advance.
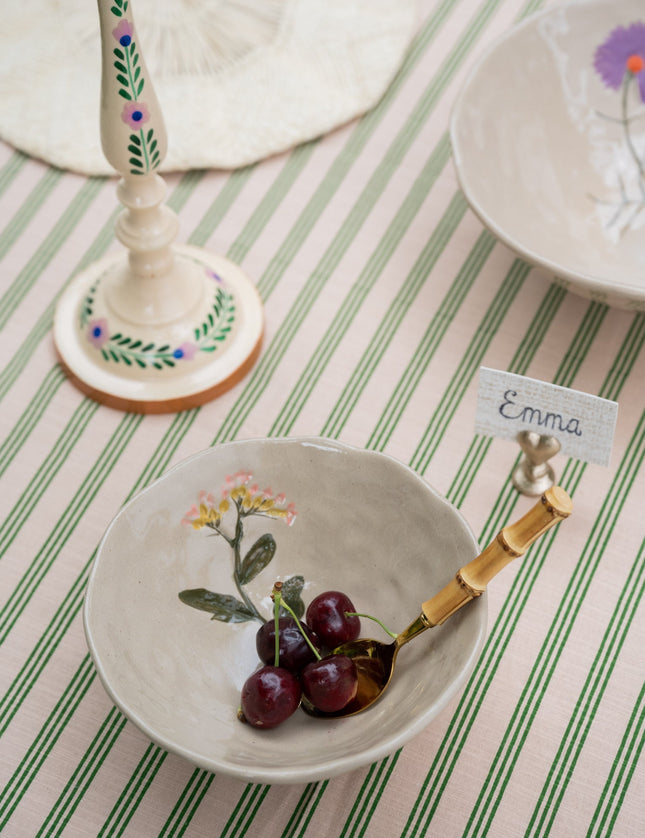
421;486;572;627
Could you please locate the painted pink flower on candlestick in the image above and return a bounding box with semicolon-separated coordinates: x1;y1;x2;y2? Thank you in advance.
87;318;109;348
121;101;150;130
112;19;133;47
594;22;645;100
173;342;198;360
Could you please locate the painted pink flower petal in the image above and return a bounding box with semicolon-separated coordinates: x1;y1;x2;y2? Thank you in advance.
121;101;150;130
87;318;109;348
112;19;133;47
172;341;197;361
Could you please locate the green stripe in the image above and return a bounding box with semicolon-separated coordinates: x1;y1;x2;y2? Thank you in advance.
0;366;67;480
361;227;497;448
270;138;460;437
157;770;214;838
35;706;127;838
527;534;645;836
0;412;142;643
0;176;104;329
339;752;400;838
586;677;645;837
282;781;329;838
188;166;255;247
0;167;61;262
0;655;95;830
219;784;270;838
0;151;27;197
0;399;99;561
228;142;317;266
463;410;645;836
97;743;167;838
214;0;501;443
280;783;322;838
410;258;529;474
401;311;643;837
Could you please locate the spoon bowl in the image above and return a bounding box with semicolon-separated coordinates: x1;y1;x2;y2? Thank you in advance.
303;486;572;718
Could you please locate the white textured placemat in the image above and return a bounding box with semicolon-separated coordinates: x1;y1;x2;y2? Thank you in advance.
0;0;417;174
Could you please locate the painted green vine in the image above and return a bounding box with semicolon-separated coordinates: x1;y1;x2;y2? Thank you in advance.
81;269;236;369
110;0;160;175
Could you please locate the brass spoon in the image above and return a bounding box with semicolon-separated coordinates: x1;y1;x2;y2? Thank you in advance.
303;485;572;718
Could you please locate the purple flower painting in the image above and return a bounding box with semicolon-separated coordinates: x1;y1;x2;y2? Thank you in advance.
121;102;150;130
594;22;645;100
591;22;645;235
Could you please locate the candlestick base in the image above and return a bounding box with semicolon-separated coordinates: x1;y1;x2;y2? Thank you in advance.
53;245;263;413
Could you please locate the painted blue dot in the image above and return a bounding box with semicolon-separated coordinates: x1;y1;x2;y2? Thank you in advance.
131;110;143;122
120;35;131;46
92;326;102;338
173;348;183;359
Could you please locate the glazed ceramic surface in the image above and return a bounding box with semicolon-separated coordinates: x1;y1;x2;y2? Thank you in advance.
84;438;485;784
451;0;645;310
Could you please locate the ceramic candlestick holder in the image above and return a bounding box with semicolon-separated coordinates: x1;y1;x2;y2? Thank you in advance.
512;430;561;496
53;0;263;413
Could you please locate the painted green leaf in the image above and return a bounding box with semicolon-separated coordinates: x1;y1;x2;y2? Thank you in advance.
129;158;143;168
141;343;155;352
116;74;129;87
118;90;132;101
134;357;146;368
130;134;141;146
280;575;306;619
239;533;276;584
114;61;127;73
137;79;144;96
178;589;256;623
114;48;125;60
128;144;141;156
147;129;154;143
111;6;122;16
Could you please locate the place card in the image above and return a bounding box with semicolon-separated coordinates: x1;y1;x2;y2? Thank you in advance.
475;368;618;466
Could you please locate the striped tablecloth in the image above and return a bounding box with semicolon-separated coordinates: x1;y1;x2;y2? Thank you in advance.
1;0;644;835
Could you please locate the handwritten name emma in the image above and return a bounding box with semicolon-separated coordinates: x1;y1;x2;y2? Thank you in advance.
499;389;582;436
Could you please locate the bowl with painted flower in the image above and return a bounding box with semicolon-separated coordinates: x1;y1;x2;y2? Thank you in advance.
450;0;645;310
83;437;485;784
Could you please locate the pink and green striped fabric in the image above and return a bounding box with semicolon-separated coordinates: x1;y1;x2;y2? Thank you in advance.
1;0;644;835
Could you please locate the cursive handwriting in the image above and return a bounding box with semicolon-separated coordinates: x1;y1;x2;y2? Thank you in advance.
499;389;583;436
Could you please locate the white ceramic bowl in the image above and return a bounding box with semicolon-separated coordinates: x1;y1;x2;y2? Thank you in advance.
451;0;645;310
84;437;485;784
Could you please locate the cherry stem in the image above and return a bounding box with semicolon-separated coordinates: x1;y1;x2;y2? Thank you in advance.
346;611;397;639
274;587;322;661
272;583;282;667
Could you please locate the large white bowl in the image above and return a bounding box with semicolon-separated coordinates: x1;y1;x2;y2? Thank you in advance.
451;0;645;310
83;437;485;784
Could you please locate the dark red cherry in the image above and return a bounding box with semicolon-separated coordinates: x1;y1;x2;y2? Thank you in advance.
305;591;360;649
240;666;301;728
301;654;358;713
255;617;320;673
